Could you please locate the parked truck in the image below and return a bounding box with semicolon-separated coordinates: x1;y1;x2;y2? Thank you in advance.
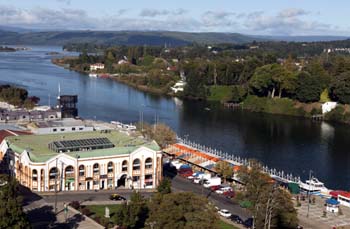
203;177;221;188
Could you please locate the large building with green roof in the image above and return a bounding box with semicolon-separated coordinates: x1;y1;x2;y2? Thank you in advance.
0;130;162;192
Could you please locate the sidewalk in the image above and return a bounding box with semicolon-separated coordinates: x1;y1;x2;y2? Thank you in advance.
54;203;104;229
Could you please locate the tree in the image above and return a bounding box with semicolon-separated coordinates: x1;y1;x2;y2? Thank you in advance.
157;177;172;195
113;191;148;228
215;161;233;182
295;71;323;103
330;71;350;104
250;64;296;99
0;175;30;229
146;192;218;229
230;85;248;103
140;123;177;148
237;161;298;229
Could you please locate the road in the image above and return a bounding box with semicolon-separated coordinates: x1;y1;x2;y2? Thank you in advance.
41;189;154;204
163;165;251;220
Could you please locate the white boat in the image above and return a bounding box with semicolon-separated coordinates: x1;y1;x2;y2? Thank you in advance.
299;178;329;193
89;73;98;78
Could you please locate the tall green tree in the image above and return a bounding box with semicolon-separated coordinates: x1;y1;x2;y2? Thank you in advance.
295;71;323;103
238;161;298;229
330;71;350;104
157;177;172;195
146;192;218;229
0;175;30;229
215;161;233;182
113;191;148;228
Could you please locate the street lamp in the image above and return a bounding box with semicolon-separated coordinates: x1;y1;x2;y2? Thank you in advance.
307;170;313;218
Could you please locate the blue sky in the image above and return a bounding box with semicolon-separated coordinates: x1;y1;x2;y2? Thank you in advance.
0;0;349;35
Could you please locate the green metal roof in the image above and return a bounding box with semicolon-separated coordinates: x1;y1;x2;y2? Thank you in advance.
6;131;160;163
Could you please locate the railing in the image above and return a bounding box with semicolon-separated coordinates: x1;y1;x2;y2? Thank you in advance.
175;137;301;184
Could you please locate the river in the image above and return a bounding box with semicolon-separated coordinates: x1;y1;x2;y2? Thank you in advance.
0;46;349;190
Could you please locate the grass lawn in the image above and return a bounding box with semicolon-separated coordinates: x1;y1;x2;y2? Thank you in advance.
208;85;233;102
84;204;122;224
219;219;238;229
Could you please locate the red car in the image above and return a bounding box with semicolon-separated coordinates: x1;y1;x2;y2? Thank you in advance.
223;191;235;198
210;185;222;191
179;171;193;178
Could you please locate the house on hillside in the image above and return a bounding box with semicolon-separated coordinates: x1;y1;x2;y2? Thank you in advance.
90;63;104;71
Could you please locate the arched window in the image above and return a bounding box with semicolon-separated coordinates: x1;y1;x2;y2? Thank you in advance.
133;159;140;170
93;163;99;175
107;162;113;173
65;166;74;178
122;160;128;172
32;169;38;181
145;158;153;169
49;167;58;180
79;165;85;176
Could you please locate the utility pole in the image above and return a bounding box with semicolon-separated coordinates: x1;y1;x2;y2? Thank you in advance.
307;170;313;218
54;158;58;214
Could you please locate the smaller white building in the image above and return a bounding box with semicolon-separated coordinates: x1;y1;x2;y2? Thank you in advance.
326;198;340;213
171;81;186;93
322;102;337;114
27;118;94;134
338;194;350;208
90;63;104;71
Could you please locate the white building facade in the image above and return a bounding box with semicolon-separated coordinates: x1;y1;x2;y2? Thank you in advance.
0;132;162;192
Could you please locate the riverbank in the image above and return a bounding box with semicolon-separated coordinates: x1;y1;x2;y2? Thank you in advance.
52;58;350;125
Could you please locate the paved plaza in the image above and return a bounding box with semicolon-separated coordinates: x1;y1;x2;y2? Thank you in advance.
297;195;350;229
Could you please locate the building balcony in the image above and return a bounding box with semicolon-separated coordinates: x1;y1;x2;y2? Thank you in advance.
145;169;153;174
132;170;141;175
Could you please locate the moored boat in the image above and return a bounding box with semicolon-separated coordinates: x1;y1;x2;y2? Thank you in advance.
298;177;329;193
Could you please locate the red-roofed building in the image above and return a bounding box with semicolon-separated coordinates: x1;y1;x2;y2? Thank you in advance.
339;193;350;208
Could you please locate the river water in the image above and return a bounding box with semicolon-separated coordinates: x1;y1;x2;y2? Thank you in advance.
0;46;349;190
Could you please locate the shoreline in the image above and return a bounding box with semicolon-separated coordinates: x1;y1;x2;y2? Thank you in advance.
51;59;350;126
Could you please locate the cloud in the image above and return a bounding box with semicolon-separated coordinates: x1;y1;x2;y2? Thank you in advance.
0;5;347;35
201;10;236;27
139;8;187;17
241;8;334;35
56;0;71;5
278;8;309;18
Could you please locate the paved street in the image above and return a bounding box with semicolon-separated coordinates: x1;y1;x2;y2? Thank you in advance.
169;173;251;220
41;189;154;204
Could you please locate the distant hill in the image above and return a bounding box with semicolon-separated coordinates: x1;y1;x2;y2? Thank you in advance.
256;35;350;42
0;30;262;46
0;29;348;46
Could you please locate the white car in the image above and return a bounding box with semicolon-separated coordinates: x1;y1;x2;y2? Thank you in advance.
218;209;232;218
215;187;232;194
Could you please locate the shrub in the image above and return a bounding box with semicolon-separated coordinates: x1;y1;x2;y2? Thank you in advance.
69;201;80;210
81;208;91;216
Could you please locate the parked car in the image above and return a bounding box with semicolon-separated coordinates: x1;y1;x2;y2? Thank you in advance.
243;217;253;228
216;186;233;194
218;209;232;218
179;171;193;178
230;215;243;224
210;185;222;191
223;190;235;198
109;194;126;201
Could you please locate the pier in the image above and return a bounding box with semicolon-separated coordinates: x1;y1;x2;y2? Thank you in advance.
164;137;301;184
223;102;241;109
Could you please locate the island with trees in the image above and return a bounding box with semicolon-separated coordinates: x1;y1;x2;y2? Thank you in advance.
54;39;350;124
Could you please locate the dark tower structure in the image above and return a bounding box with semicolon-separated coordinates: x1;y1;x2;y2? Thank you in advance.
58;95;78;118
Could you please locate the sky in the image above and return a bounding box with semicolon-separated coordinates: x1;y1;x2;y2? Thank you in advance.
0;0;349;36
